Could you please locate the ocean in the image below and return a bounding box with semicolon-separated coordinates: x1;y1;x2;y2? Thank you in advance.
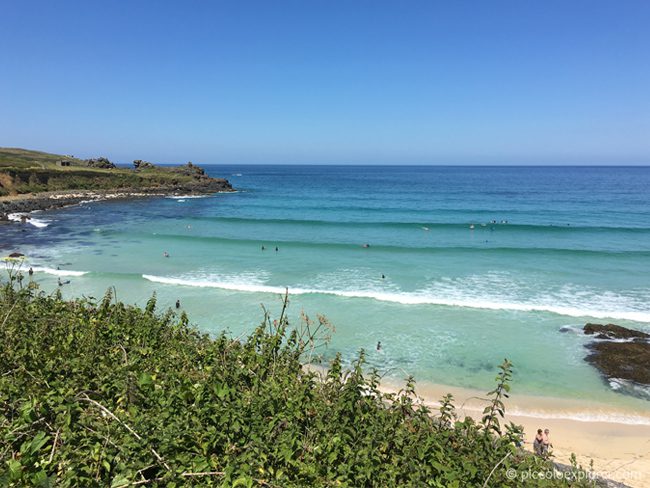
2;165;650;420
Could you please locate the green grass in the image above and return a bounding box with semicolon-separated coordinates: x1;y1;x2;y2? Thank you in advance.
0;265;597;487
0;148;87;170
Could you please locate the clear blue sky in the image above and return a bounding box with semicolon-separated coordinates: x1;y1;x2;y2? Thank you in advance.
2;1;649;164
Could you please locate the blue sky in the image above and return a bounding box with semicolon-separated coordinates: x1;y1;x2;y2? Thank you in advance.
1;1;649;164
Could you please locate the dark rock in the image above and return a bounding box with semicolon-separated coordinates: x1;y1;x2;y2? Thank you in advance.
586;341;650;386
582;323;650;399
584;323;650;341
8;252;24;258
133;160;155;169
85;157;116;169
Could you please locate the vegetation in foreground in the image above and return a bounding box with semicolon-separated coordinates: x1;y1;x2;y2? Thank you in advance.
0;147;223;196
0;265;597;487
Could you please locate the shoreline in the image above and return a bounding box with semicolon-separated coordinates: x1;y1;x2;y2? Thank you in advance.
0;184;234;222
306;365;650;487
387;379;650;487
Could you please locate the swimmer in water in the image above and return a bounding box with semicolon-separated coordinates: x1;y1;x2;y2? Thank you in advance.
175;299;180;309
381;274;385;279
163;251;170;258
376;341;382;351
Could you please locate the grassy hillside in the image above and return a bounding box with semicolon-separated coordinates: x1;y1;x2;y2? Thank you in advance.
0;147;226;197
0;148;87;170
0;265;596;487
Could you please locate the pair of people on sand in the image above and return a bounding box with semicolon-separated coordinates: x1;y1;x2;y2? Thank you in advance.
533;428;552;457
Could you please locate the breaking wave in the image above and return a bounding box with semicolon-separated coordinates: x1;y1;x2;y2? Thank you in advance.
141;274;650;322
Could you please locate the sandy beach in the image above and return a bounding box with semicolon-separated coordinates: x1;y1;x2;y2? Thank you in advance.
304;364;650;487
381;379;650;488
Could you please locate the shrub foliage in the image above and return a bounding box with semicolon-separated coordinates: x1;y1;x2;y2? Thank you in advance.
0;266;594;487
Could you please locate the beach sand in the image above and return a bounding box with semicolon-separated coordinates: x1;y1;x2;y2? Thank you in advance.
305;365;650;487
383;379;650;488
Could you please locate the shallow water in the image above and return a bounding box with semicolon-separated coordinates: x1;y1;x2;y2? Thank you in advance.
2;165;649;416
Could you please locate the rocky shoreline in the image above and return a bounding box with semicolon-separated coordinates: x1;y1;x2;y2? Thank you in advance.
0;179;233;222
582;323;650;400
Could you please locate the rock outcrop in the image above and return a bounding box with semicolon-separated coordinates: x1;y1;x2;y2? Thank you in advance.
133;160;155;169
85;157;116;169
583;323;650;398
584;323;649;341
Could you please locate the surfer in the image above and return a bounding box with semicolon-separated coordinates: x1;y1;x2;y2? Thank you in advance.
163;251;170;258
57;278;70;286
275;246;279;252
376;341;382;351
28;267;33;276
381;274;385;279
261;245;266;251
362;243;370;248
175;299;181;309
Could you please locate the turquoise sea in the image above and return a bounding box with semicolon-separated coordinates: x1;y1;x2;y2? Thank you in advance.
2;165;650;419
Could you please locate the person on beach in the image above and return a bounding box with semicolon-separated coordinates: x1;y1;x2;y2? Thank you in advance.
542;428;552;456
533;429;544;456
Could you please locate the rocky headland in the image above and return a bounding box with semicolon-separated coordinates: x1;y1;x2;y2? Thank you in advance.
0;148;234;221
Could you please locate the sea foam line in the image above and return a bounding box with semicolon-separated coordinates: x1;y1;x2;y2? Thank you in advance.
32;267;88;277
165;195;209;200
141;275;650;322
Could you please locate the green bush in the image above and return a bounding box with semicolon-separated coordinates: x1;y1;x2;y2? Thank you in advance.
0;265;595;487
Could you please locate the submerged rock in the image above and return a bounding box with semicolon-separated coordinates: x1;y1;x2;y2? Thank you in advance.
583;323;650;399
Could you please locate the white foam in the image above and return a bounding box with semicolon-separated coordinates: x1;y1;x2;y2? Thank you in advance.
506;407;650;426
165;195;208;200
141;274;650;322
7;213;50;228
31;266;88;277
